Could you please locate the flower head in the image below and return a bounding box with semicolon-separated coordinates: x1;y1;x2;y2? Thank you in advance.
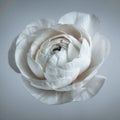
8;12;110;105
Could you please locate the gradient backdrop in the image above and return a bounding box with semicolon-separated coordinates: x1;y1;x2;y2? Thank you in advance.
0;0;120;120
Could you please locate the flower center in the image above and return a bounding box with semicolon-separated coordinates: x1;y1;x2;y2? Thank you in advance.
53;45;61;52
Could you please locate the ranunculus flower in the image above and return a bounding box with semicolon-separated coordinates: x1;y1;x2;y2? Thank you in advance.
8;12;110;105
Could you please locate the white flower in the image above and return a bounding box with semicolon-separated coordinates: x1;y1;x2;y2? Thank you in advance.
8;12;110;105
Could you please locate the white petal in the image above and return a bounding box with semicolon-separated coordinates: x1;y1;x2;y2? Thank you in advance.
26;19;55;29
22;75;52;90
47;54;58;66
54;24;81;40
45;56;80;80
22;19;55;38
22;78;74;104
74;38;91;75
51;39;92;91
64;34;81;50
73;75;105;101
22;74;105;105
55;66;98;91
67;43;79;61
16;19;55;45
55;49;68;66
91;33;110;68
66;38;91;74
15;39;36;79
58;35;109;92
44;39;91;89
15;29;63;79
44;64;80;89
14;19;56;78
59;12;99;37
48;38;91;89
29;29;63;58
8;36;20;73
27;54;44;78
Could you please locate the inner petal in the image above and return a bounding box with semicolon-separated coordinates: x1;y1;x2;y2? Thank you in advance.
28;28;64;59
34;35;70;68
67;43;79;61
52;48;68;66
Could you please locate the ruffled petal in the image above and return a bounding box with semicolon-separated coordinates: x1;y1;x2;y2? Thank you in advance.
91;33;110;68
22;78;74;104
73;75;105;101
59;12;99;37
54;49;68;66
44;38;91;89
27;54;44;78
22;75;105;104
54;66;98;91
16;19;55;45
54;24;81;40
8;36;20;73
15;39;36;79
15;28;63;79
67;38;91;74
11;19;55;78
22;76;52;90
67;43;79;61
44;64;80;89
21;19;55;39
26;19;55;30
29;29;63;58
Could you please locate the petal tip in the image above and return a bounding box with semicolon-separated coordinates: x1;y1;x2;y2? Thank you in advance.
8;37;20;73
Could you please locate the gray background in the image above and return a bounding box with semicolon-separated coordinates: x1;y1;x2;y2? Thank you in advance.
0;0;120;120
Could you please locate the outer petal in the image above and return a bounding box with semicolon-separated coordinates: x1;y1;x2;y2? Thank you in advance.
16;19;55;45
55;66;98;91
20;19;55;39
22;75;105;105
8;36;20;73
54;24;81;40
22;76;52;90
59;12;99;37
91;33;110;68
22;78;74;105
73;75;105;101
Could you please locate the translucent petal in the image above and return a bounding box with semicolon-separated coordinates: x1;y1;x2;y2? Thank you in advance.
67;43;79;61
15;39;36;79
22;75;105;105
8;36;20;73
54;24;81;40
55;66;98;91
91;33;110;68
65;38;91;74
29;29;63;58
55;49;68;66
73;75;105;101
22;75;52;90
44;64;80;89
22;78;74;104
11;19;55;78
59;12;99;37
15;28;62;79
27;54;44;78
44;38;91;89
